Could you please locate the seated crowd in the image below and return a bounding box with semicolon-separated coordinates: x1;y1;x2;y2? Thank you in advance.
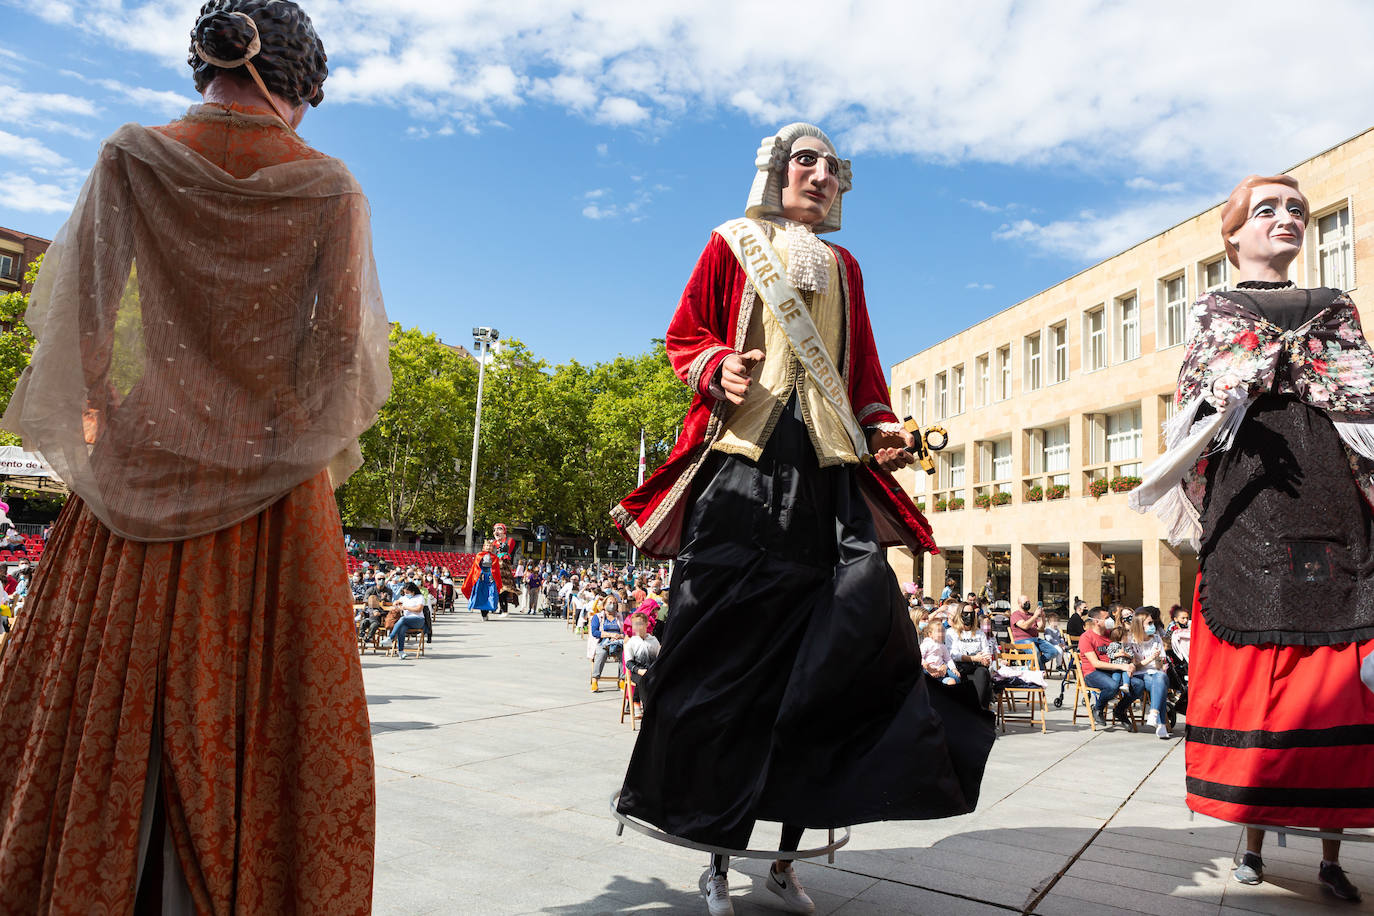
905;581;1190;736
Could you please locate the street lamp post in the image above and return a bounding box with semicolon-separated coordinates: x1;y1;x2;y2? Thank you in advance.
464;327;499;552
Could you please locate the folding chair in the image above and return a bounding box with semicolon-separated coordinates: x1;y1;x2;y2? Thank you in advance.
995;644;1047;733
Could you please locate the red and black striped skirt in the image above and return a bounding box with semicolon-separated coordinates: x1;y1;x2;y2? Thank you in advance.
1186;578;1374;828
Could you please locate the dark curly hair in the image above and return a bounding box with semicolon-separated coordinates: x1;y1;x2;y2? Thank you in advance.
188;0;328;107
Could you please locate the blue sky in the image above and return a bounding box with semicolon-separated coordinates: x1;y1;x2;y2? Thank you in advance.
6;1;1374;373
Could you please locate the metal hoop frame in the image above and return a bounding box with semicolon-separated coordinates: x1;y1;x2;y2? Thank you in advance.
1236;822;1374;849
609;792;852;863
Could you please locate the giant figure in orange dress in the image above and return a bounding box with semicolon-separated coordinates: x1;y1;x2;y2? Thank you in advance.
0;2;390;911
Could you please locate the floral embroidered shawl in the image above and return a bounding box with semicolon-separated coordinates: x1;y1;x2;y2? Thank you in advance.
1130;290;1374;548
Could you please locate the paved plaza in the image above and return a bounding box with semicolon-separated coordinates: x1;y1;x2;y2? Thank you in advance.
366;607;1374;915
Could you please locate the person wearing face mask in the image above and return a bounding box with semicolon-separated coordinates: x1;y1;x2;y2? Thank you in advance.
613;123;994;916
1132;174;1374;900
946;603;996;710
1125;608;1171;738
1010;594;1061;671
1077;607;1145;730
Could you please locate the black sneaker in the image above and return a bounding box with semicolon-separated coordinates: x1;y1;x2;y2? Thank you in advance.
1089;706;1109;728
1113;703;1138;733
1320;862;1362;902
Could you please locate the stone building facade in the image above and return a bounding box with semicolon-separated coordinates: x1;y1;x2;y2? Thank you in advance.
888;127;1372;609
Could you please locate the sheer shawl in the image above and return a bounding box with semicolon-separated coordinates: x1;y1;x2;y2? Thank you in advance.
2;119;390;541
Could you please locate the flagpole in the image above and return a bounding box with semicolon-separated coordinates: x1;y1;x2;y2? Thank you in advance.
632;428;645;568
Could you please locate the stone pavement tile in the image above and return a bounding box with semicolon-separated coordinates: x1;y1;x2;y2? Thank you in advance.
1038;873;1220;915
851;878;1025;915
1077;837;1233;883
1033;896;1168;916
1060;856;1226;906
1219;878;1374;915
844;855;1035;910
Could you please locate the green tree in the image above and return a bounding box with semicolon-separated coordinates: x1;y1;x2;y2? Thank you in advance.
0;255;42;446
336;326;474;542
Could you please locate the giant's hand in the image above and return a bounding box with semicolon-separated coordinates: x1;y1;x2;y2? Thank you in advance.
869;427;917;472
719;349;765;405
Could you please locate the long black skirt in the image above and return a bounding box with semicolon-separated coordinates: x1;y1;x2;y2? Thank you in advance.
617;400;994;848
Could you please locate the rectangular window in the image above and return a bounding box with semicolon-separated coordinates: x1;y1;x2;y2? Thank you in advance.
934;372;948;420
1202;256;1228;293
915;381;926;425
1106;406;1143;476
975;354;990;407
1085;308;1106;371
1024;333;1041;391
996;345;1012;400
952;365;965;415
1116;294;1139;361
1043;424;1070;476
0;255;13;279
991;439;1012;482
900;385;912;419
1160;275;1187;348
1049;322;1067;383
1318;206;1353;290
946;449;965;489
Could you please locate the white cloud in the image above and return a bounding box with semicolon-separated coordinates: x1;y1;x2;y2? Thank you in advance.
595;142;608;156
0;82;98;122
1126;176;1185;193
961;199;1003;213
596;96;648;126
1;173;78;213
0;130;69;167
26;1;1374;184
965;282;994;290
92;79;196;117
994;195;1218;262
578;182;658;222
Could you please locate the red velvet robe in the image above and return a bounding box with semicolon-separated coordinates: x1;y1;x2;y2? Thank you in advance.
613;230;937;559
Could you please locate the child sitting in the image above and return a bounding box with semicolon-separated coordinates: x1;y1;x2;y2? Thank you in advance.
919;619;959;685
1106;625;1134;697
1043;612;1070;672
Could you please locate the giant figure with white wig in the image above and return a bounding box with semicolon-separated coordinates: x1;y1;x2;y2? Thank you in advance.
613;122;995;915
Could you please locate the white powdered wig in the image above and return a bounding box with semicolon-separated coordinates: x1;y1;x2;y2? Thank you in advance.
745;122;853;234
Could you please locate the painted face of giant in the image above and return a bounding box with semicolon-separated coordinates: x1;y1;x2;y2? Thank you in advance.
493;524;506;539
780;136;840;225
1230;183;1307;273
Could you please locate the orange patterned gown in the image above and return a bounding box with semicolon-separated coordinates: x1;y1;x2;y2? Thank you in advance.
0;105;376;914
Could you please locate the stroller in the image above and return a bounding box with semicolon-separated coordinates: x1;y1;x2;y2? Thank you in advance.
1164;634;1189;729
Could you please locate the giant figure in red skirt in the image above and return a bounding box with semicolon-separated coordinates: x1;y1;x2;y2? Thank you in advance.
1132;174;1373;901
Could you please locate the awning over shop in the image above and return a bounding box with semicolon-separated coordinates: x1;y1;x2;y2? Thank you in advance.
0;446;56;479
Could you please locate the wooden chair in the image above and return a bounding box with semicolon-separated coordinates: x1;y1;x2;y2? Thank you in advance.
403;626;426;658
1070;648;1149;729
996;644;1047;733
1070;650;1102;730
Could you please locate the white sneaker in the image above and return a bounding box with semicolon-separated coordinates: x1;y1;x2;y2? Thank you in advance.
766;863;815;914
1145;709;1159;727
1156;722;1171;739
705;873;733;915
379;637;393;648
398;652;410;660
